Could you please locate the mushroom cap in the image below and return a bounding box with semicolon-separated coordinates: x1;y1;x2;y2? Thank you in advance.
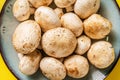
64;55;89;78
12;20;41;54
54;8;64;19
28;0;53;8
40;57;66;80
13;0;30;21
61;12;83;37
75;35;91;55
74;0;100;19
54;0;76;8
35;6;61;32
18;50;42;75
42;27;77;58
84;14;112;39
87;41;115;69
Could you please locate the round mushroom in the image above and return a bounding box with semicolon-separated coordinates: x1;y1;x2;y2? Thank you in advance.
42;27;77;58
83;14;112;39
28;0;53;8
54;8;64;19
87;41;115;69
61;12;83;37
64;55;89;78
13;0;30;21
12;20;41;54
40;57;66;80
54;0;76;8
75;35;91;55
18;50;42;75
35;6;61;32
74;0;100;19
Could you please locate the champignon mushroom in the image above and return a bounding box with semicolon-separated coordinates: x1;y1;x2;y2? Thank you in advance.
18;50;42;75
75;35;91;55
54;8;64;19
54;0;76;8
12;20;41;54
87;41;115;69
64;55;89;78
42;27;77;58
65;5;74;12
61;12;83;37
29;2;36;15
28;0;53;8
13;0;30;21
35;6;61;32
74;0;100;19
40;57;66;80
83;14;112;39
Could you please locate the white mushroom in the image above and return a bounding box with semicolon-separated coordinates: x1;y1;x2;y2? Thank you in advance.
29;2;36;15
54;8;64;19
12;20;41;54
64;55;89;78
61;12;83;37
35;6;61;32
65;5;74;12
28;0;53;8
83;14;112;39
13;0;30;21
40;57;66;80
18;50;42;75
75;35;91;55
74;0;100;19
54;0;76;8
87;41;115;69
42;27;77;58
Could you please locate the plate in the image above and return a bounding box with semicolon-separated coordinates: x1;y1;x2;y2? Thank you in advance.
0;0;120;80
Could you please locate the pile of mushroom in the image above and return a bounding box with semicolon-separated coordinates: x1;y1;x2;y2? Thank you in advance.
12;0;115;79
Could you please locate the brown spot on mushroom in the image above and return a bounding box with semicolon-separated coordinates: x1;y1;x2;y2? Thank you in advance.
69;67;79;75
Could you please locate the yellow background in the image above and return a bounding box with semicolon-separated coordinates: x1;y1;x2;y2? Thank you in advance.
0;0;120;80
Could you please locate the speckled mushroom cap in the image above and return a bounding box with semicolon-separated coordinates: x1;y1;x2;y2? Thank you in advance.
28;0;53;8
12;20;41;54
13;0;30;21
87;41;115;69
34;6;61;32
74;0;100;19
40;57;66;80
84;14;112;39
64;55;89;78
18;50;42;75
54;0;76;8
42;27;77;58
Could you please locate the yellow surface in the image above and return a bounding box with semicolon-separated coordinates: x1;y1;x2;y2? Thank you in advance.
0;54;17;80
0;0;120;80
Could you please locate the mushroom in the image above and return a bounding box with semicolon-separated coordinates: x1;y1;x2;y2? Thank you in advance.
74;0;100;19
35;6;61;32
64;55;89;78
87;41;115;69
83;14;112;39
18;50;42;75
65;5;74;12
40;57;66;80
13;0;30;21
29;2;36;15
75;35;91;55
12;20;41;54
54;8;64;19
54;0;76;8
42;27;77;58
28;0;53;8
61;12;83;37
